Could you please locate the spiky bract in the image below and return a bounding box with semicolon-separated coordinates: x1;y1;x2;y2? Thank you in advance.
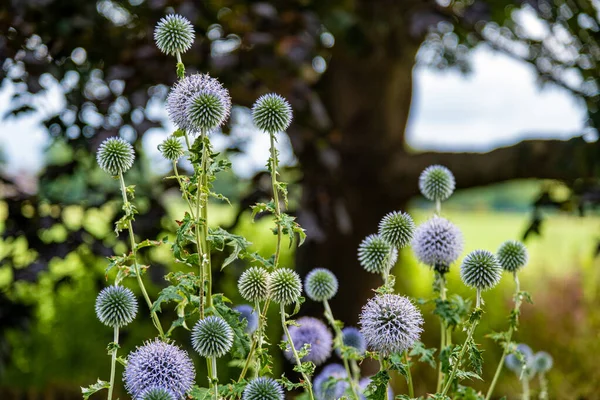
154;14;194;56
532;351;553;373
166;74;231;134
140;387;177;400
411;216;463;274
124;339;195;400
378;211;415;249
304;268;338;302
359;294;424;356
234;304;258;334
268;268;302;305
191;316;234;358
96;137;135;175
252;94;292;133
419;165;455;202
460;250;502;291
313;364;348;400
238;267;270;302
505;343;534;374
497;240;529;273
158;136;184;161
357;234;398;275
242;377;285;400
283;317;332;366
95;285;138;328
336;327;366;357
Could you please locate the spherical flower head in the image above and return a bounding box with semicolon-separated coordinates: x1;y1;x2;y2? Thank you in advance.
154;14;195;56
505;343;534;374
357;234;398;275
191;316;234;358
378;211;415;249
234;304;258;334
124;339;195;400
268;268;302;305
359;377;393;400
95;285;138;328
283;317;332;366
532;351;553;373
335;326;366;358
167;74;231;134
460;250;502;291
97;137;135;175
158;136;184;161
419;165;455;202
497;240;528;273
304;268;338;302
411;216;464;274
313;364;348;400
238;267;270;302
252;94;293;134
242;377;284;400
139;387;177;400
359;294;424;356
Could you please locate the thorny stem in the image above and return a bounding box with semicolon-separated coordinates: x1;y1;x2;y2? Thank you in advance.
280;303;315;400
118;172;165;338
323;300;360;400
107;326;119;400
404;350;415;399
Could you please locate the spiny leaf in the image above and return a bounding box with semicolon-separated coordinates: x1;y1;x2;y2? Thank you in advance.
81;379;110;400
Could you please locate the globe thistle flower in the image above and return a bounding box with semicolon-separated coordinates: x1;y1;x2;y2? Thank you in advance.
191;316;234;358
238;267;270;302
139;387;177;400
282;317;333;366
154;14;195;56
95;285;138;328
166;74;231;134
378;211;415;249
460;250;502;291
313;364;348;400
357;234;398;275
419;165;455;202
158;136;184;161
304;268;338;302
532;351;553;373
242;377;285;400
359;377;393;400
268;268;302;305
505;343;534;374
335;327;366;357
96;137;135;175
124;339;195;400
497;240;529;273
234;304;258;334
359;294;424;356
411;216;463;274
252;94;293;134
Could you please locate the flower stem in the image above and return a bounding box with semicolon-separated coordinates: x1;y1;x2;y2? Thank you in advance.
379;358;390;400
280;303;314;400
538;373;548;400
172;160;195;218
200;133;213;311
118;172;164;338
323;300;360;400
269;132;283;267
211;356;219;400
107;326;119;400
436;274;447;392
404;350;415;398
521;375;530;400
238;300;265;381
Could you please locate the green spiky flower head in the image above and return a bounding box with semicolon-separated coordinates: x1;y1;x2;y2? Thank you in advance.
187;91;228;131
140;387;176;400
419;165;455;202
357;234;398;275
497;240;528;273
268;268;302;305
378;211;415;249
95;285;138;328
304;268;338;302
252;94;293;134
96;137;135;175
242;377;284;400
191;316;234;358
460;250;502;291
238;267;270;302
154;14;195;56
158;136;184;161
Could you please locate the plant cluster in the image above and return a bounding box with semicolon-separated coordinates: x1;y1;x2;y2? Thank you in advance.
83;14;553;400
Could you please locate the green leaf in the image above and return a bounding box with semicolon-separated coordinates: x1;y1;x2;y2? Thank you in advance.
176;62;185;80
188;386;211;400
106;341;120;355
152;285;184;313
212;294;251;359
467;341;484;375
81;379;110;400
134;238;167;251
409;341;437;369
364;369;390;400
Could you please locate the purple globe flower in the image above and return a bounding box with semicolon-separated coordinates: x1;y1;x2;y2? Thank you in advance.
282;317;333;366
124;339;195;400
336;327;366;357
505;343;534;375
234;304;258;334
411;216;464;274
314;364;348;400
359;294;424;356
359;377;393;400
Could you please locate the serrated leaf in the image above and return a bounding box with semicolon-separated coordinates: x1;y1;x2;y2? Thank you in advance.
81;379;110;400
409;341;437;369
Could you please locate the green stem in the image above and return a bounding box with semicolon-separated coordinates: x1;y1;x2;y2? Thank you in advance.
522;375;530;400
379;358;390;400
350;359;361;384
280;303;315;400
238;300;264;381
436;274;447;392
211;356;219;400
538;373;548;400
435;199;441;215
323;300;360;400
441;289;482;396
107;326;119;400
200;133;213;310
404;350;415;399
269;132;283;268
172;160;195;219
118;172;164;338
